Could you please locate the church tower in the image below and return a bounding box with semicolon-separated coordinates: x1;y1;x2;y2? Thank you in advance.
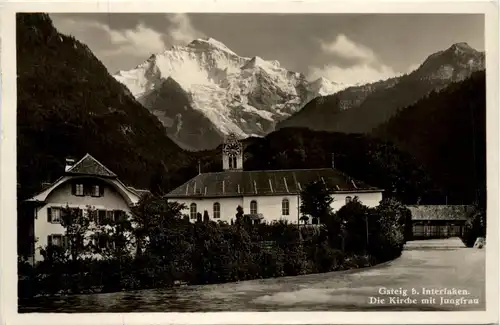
222;133;243;171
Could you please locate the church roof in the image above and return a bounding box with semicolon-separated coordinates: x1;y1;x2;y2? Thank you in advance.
65;153;117;178
165;168;382;198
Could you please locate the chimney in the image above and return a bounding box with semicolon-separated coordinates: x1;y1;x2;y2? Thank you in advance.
65;158;75;172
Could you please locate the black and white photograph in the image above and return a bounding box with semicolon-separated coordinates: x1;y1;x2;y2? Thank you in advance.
0;1;499;324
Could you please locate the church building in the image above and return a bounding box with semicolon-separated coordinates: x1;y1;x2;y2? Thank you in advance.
165;134;384;224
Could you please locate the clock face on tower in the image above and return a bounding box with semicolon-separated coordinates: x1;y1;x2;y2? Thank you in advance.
223;133;242;156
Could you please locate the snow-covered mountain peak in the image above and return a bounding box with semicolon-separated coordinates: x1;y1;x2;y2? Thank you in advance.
311;76;334;86
187;37;238;56
242;56;281;69
113;37;344;150
309;76;348;95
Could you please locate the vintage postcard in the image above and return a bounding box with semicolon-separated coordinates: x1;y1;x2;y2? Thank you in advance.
1;0;499;324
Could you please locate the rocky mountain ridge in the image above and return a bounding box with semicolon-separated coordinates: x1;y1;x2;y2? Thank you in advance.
114;37;347;150
277;42;485;134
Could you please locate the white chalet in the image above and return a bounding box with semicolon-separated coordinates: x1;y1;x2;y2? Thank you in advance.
165;134;384;224
22;154;150;263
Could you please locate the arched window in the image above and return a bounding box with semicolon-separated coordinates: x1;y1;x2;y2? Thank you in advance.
228;155;237;169
345;196;352;204
250;200;258;214
190;203;197;220
282;198;290;215
213;202;221;219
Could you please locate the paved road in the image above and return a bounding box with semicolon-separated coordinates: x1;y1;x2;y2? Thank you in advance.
19;238;485;312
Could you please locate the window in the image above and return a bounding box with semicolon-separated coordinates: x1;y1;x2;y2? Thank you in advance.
250;200;258;214
89;210;98;223
72;183;102;197
345;196;353;204
228;155;238;169
91;185;101;197
114;210;126;222
48;235;70;251
213;202;221;219
47;207;61;223
106;210;114;222
282;199;290;216
190;203;197;219
74;183;84;196
48;234;62;247
97;210;106;225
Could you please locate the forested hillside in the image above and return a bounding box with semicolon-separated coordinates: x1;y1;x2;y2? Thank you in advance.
17;13;190;199
277;43;484;135
374;70;486;207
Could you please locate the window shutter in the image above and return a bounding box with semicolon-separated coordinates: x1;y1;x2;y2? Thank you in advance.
47;208;52;222
47;235;52;246
99;185;104;196
71;183;76;195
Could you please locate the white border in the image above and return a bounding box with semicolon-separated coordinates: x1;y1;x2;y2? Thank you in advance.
1;1;499;324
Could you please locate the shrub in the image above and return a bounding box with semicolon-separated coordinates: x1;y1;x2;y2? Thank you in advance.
24;198;408;297
461;208;486;247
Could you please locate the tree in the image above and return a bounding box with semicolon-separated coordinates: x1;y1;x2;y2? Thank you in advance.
129;193;154;257
300;180;334;224
370;198;409;261
94;210;133;260
335;197;370;253
203;210;210;223
235;205;244;224
60;204;92;261
149;161;169;196
461;206;486;247
130;194;187;257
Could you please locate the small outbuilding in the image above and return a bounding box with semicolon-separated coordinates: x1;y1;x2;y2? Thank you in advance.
407;205;474;239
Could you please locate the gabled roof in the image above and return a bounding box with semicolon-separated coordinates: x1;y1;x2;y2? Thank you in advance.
24;153;150;205
66;153;117;178
407;205;474;221
25;175;143;206
165;168;382;199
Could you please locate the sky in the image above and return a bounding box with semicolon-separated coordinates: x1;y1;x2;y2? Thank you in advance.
49;13;484;85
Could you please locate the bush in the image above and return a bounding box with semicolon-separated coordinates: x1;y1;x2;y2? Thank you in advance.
460;208;486;247
313;241;345;272
367;198;408;261
23;197;408;297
